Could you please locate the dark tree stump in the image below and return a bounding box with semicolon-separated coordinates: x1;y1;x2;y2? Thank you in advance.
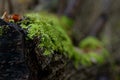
0;18;114;80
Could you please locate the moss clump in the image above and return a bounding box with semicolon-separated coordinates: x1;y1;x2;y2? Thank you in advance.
20;13;109;67
79;36;109;66
79;36;103;50
20;13;79;61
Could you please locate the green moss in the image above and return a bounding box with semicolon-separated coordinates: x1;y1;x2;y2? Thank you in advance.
78;37;109;66
20;13;109;67
79;36;103;49
60;16;74;32
80;52;105;66
20;13;79;60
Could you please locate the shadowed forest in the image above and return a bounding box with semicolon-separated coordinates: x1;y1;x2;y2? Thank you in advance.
0;0;120;80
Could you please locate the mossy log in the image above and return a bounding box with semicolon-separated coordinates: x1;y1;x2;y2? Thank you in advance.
0;14;112;80
0;15;77;80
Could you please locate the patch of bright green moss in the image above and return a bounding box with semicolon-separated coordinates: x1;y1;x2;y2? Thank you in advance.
20;13;109;67
20;13;79;61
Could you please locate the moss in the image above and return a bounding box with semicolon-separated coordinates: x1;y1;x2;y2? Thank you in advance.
79;36;103;49
20;13;80;62
78;37;109;66
0;12;109;67
60;16;74;34
20;13;109;67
